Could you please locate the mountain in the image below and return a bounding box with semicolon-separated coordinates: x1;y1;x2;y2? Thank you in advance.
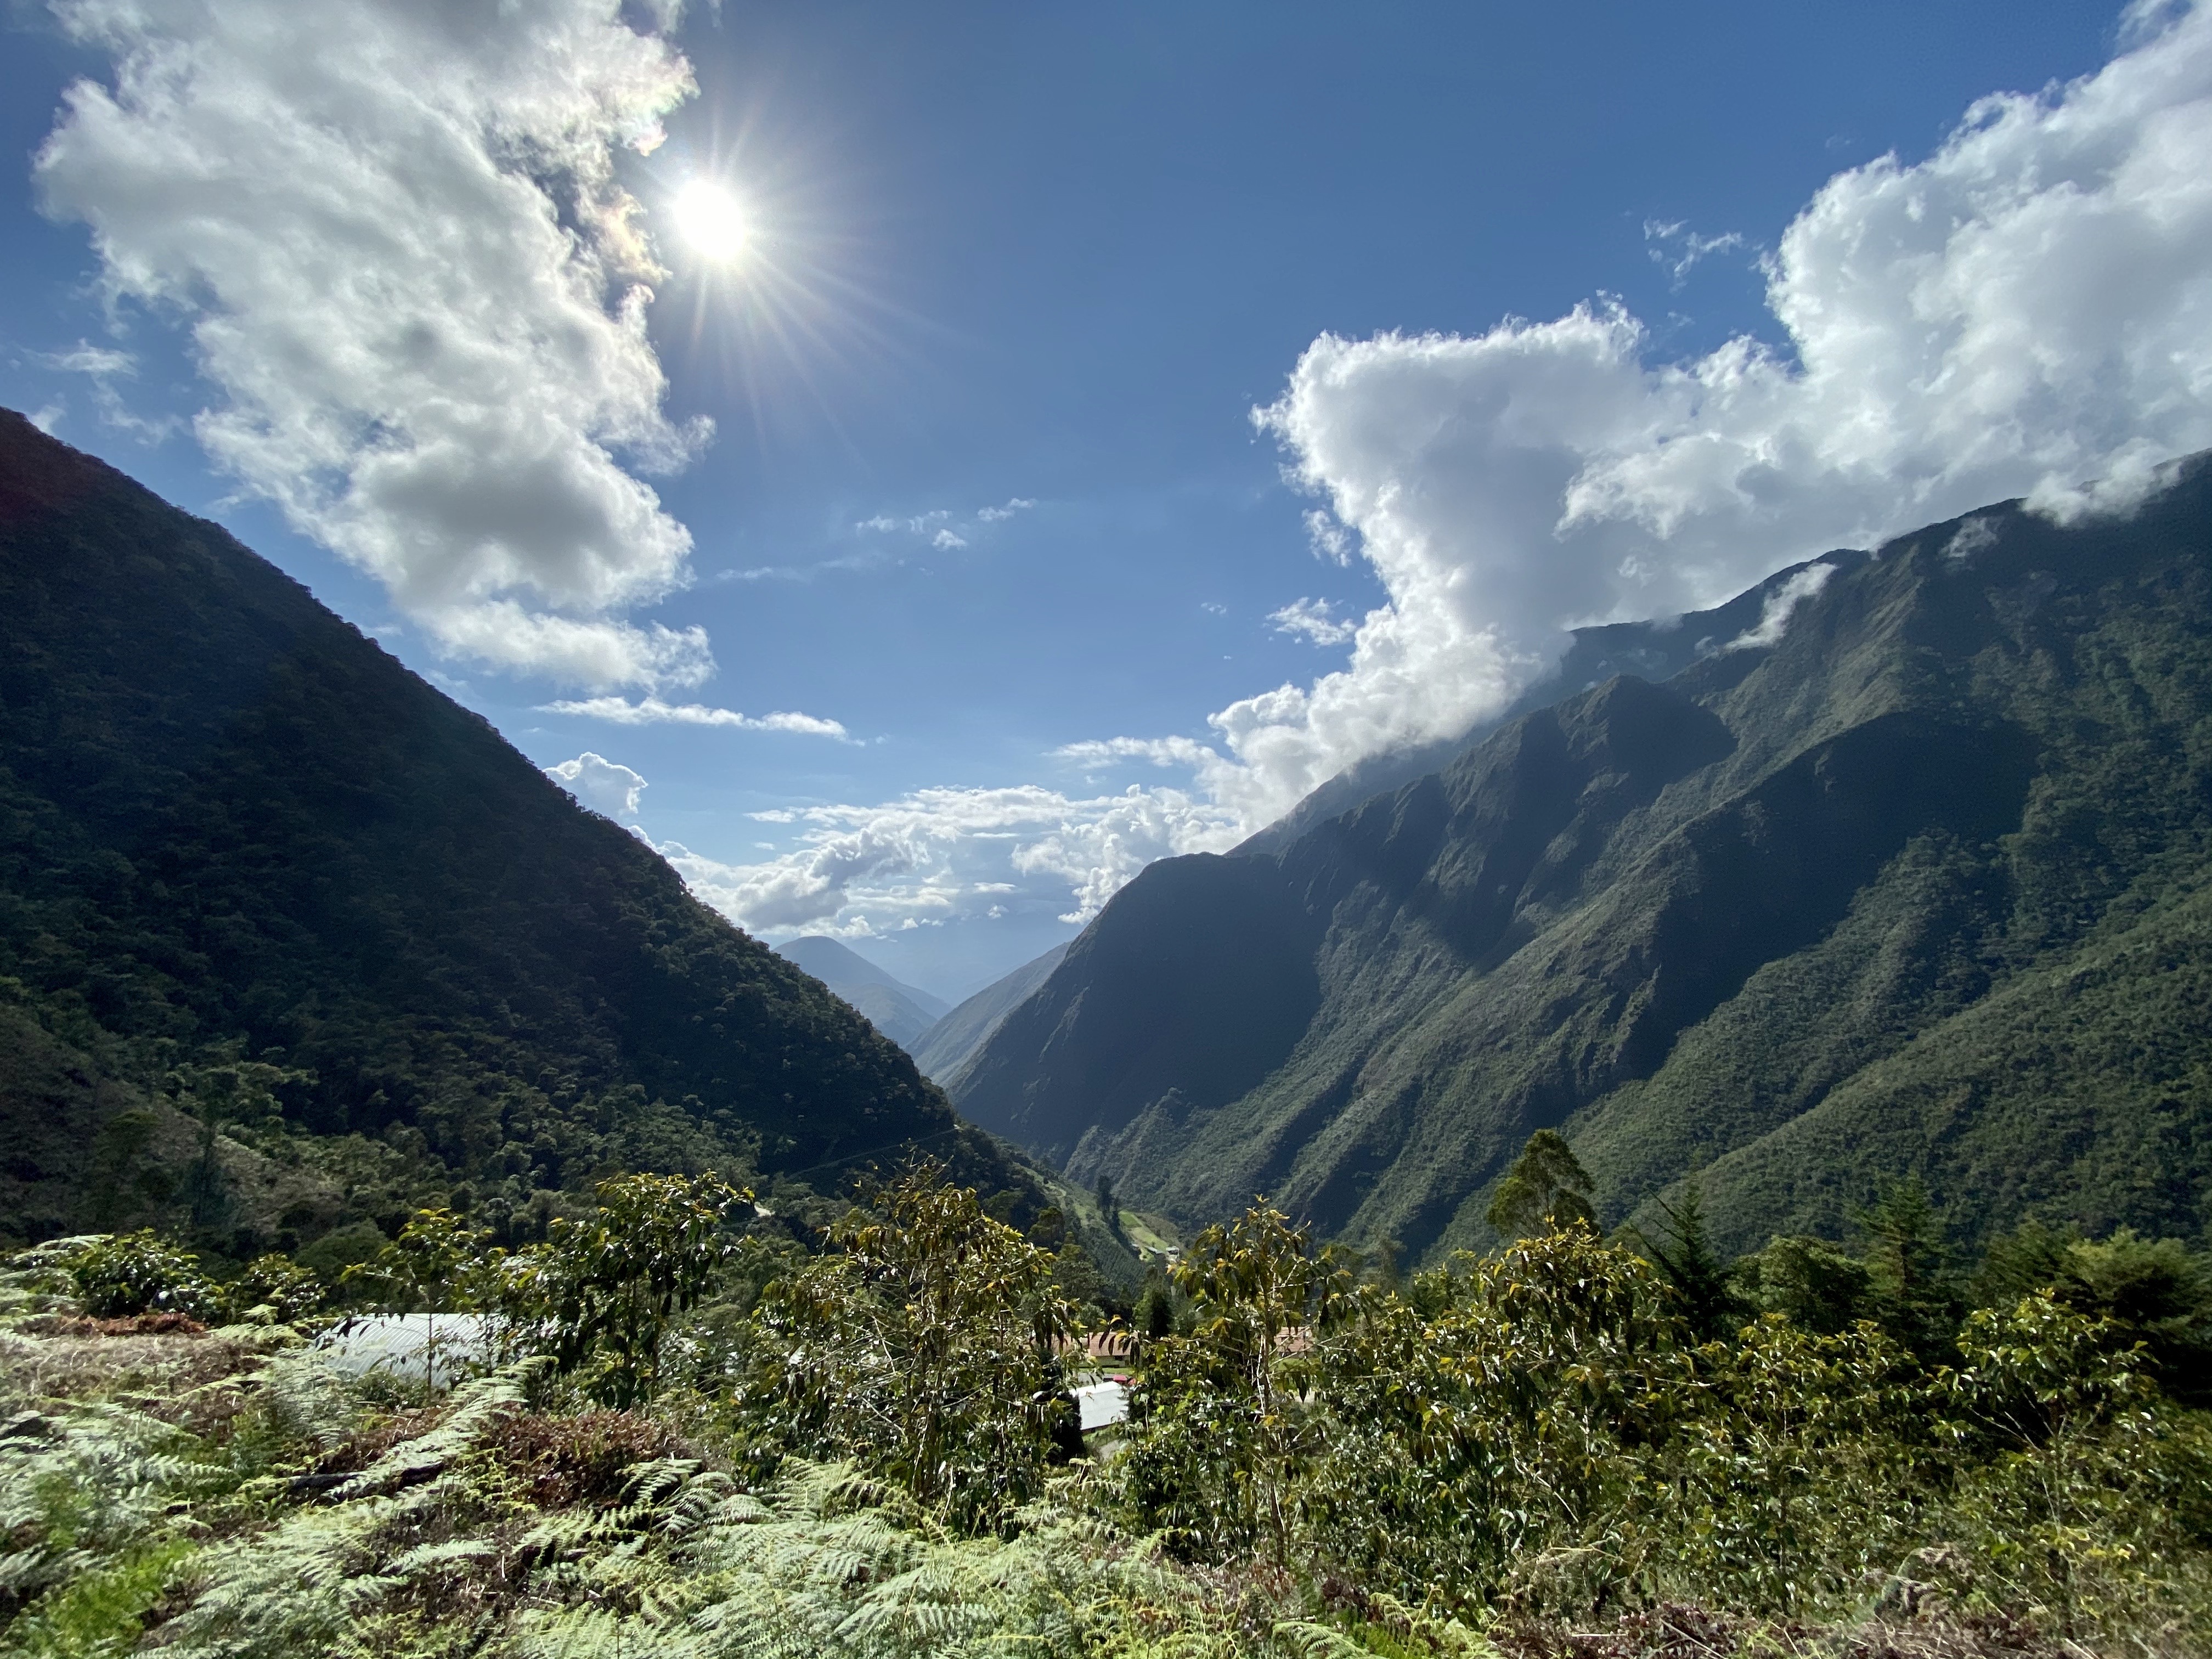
0;410;1008;1250
916;941;1071;1083
1231;555;1863;857
774;936;950;1052
949;459;2212;1261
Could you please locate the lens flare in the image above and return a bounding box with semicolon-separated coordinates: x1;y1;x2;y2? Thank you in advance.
670;180;748;263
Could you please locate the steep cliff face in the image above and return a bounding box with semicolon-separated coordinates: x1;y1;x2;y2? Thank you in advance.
0;410;985;1242
951;461;2212;1259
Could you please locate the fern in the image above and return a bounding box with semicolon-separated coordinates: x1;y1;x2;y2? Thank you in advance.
155;1365;533;1658
0;1401;212;1612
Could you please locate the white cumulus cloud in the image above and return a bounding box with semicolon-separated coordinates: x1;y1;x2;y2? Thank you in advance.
1064;0;2212;841
547;751;647;818
660;783;1241;938
36;0;710;691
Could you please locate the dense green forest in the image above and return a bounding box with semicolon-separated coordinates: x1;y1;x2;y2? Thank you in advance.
0;409;1045;1269
4;1151;2210;1657
950;459;2212;1263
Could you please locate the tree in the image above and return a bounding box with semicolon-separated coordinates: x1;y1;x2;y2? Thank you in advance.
1094;1172;1126;1245
1485;1130;1597;1241
1977;1220;2212;1404
343;1206;498;1314
1855;1177;1959;1361
1134;1268;1179;1340
501;1171;749;1407
1138;1200;1355;1561
1740;1234;1878;1334
743;1164;1082;1529
1634;1180;1740;1341
168;1051;313;1234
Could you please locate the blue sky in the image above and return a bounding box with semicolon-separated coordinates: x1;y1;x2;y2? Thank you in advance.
3;0;2204;1001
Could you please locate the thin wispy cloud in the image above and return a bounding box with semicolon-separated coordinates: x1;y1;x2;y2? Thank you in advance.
1722;562;1836;652
854;496;1035;543
30;340;178;439
33;342;133;378
1268;597;1358;647
1643;219;1750;286
540;696;853;740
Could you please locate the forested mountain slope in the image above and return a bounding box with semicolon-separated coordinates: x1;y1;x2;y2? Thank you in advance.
0;411;994;1246
951;458;2212;1260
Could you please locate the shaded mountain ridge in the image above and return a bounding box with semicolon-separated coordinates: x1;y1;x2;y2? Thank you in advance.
949;460;2212;1261
911;941;1070;1082
0;410;1011;1247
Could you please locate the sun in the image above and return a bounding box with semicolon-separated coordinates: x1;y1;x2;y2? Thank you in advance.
669;180;748;264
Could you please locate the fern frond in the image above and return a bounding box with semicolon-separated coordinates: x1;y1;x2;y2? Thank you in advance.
1273;1620;1372;1658
334;1361;531;1499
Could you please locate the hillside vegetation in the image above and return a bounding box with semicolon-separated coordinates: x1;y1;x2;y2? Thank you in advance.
4;1166;2209;1657
0;410;1011;1261
951;459;2212;1261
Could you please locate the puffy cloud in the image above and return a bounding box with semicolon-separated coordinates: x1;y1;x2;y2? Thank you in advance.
546;751;647;818
662;783;1241;936
1063;1;2212;842
1268;597;1359;648
540;696;852;740
648;3;2212;945
36;0;708;690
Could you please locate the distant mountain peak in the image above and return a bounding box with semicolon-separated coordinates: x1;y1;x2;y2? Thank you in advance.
776;936;951;1049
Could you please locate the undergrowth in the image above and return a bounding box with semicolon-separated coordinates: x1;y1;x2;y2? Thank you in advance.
2;1167;2209;1658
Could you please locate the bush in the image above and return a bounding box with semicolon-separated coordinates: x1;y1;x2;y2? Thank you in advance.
223;1252;324;1324
65;1230;218;1321
737;1163;1081;1530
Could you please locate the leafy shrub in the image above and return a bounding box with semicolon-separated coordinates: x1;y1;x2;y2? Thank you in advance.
499;1171;749;1407
64;1229;218;1321
222;1252;324;1324
737;1163;1081;1530
7;1170;2212;1657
